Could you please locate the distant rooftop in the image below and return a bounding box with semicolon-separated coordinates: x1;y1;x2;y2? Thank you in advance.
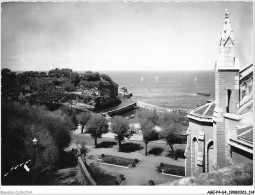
193;102;215;117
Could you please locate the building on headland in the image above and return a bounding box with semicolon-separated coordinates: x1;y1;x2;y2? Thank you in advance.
185;9;253;177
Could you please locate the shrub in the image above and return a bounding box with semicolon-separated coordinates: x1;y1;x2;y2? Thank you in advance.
119;174;125;181
175;149;185;159
156;165;162;173
120;142;143;153
132;162;136;167
115;179;120;185
80;143;88;158
168;150;175;158
87;163;119;185
102;154;105;158
103;156;130;167
148;180;155;185
160;162;165;167
100;74;112;82
134;159;139;163
164;168;185;176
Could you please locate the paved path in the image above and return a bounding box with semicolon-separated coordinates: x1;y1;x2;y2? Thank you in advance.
69;127;186;185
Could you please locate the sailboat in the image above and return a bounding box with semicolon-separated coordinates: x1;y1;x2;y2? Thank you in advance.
194;77;197;82
141;76;144;82
155;76;158;82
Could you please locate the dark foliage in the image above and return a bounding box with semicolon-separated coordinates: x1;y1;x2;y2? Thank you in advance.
2;68;120;111
1;101;73;185
156;163;185;176
103;157;131;167
163;168;185;176
57;151;78;169
148;180;155;185
119;142;144;153
86;163;120;185
100;74;112;82
97;141;117;148
29;92;90;104
166;149;185;159
100;155;140;167
175;149;185;159
148;147;165;156
1;68;17;98
119;174;125;181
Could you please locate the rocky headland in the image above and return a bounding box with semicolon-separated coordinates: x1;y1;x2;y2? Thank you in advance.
2;68;121;111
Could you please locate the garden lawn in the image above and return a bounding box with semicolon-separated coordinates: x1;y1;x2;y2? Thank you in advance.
70;128;186;185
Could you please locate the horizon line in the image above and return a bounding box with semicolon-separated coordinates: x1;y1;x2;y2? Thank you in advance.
4;69;215;72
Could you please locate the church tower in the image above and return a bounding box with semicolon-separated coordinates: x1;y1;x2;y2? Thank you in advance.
212;9;240;169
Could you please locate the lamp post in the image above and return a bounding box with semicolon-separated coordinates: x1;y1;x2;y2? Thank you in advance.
32;137;38;165
32;137;38;146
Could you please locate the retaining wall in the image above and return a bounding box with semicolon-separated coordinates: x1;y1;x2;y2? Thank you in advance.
77;157;96;185
104;101;188;118
104;103;137;117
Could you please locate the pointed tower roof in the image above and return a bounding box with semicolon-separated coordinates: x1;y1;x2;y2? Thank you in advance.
219;9;235;47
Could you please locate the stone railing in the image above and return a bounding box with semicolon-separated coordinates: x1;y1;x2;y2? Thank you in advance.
77;156;96;185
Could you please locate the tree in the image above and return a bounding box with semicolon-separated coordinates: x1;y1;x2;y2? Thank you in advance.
80;141;88;159
159;112;185;159
28;125;59;184
159;123;183;159
70;72;81;87
1;68;17;97
40;109;73;149
76;111;92;133
137;109;159;126
141;120;159;155
63;80;75;92
86;114;109;148
1;101;68;185
111;116;131;151
100;73;112;82
137;109;159;155
59;106;78;130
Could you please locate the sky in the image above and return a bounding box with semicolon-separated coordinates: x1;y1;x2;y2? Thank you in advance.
1;1;253;71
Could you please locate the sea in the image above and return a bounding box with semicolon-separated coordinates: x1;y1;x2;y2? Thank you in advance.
101;71;215;111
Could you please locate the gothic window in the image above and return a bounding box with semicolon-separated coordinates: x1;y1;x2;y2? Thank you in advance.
207;141;214;172
226;89;231;113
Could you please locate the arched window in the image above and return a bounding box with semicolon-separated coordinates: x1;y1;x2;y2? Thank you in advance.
207;141;214;172
192;137;198;173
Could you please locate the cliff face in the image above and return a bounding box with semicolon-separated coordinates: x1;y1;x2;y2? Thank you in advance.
98;80;118;97
95;80;121;110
